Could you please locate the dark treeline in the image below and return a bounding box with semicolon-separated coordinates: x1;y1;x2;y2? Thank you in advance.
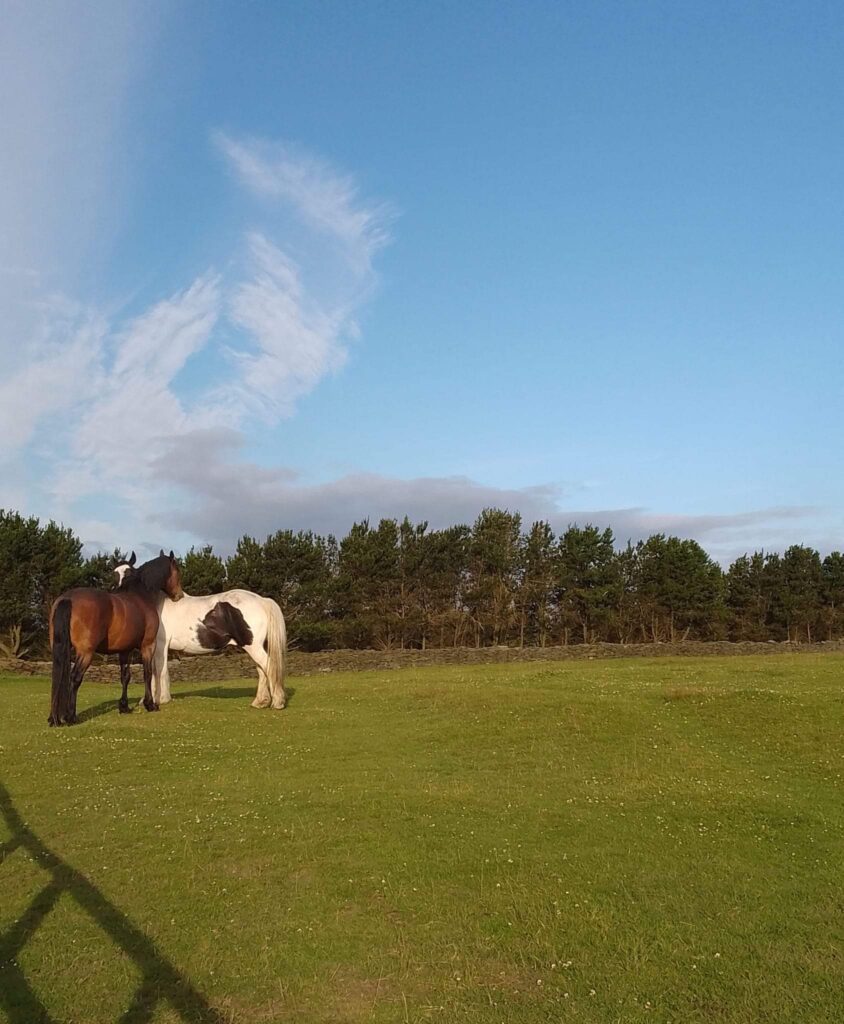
2;507;843;656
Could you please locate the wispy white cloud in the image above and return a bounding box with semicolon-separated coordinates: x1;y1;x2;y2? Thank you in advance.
0;297;107;454
214;133;393;275
227;233;349;418
3;119;392;545
2;8;391;540
111;276;222;386
57;276;222;500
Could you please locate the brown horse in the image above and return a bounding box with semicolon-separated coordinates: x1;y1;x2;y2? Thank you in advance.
49;551;184;726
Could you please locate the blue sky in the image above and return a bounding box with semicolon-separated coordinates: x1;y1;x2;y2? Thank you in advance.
1;1;842;562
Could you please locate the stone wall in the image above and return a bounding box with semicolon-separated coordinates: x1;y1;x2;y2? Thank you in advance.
3;638;844;684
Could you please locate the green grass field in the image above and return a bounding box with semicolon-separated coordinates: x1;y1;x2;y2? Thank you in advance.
1;656;843;1024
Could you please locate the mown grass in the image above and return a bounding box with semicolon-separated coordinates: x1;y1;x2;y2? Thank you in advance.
1;655;844;1023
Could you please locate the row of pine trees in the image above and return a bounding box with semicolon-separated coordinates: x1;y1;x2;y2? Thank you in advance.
2;508;842;655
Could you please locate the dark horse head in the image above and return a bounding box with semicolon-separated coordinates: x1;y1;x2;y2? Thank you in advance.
117;550;184;601
113;550;137;588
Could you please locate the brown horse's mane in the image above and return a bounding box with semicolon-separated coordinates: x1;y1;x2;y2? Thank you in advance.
119;554;172;595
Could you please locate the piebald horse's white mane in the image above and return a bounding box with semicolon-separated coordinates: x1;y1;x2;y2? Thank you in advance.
114;561;287;710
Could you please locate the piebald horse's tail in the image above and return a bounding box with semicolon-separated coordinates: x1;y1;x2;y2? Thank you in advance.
263;598;287;710
49;598;73;726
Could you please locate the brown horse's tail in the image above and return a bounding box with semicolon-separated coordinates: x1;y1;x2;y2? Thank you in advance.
50;598;73;726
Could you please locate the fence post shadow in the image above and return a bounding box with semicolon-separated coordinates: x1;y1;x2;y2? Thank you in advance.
0;782;227;1024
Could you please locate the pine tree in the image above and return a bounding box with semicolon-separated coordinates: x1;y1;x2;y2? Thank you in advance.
419;525;471;648
726;552;769;640
516;521;557;647
0;510;88;651
226;536;266;593
821;552;844;640
335;520;401;648
634;535;722;641
556;525;618;644
181;546;226;594
780;545;823;642
465;509;522;647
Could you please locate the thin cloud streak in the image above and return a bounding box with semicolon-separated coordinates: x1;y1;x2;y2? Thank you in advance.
214;132;393;274
148;433;829;563
227;233;349;419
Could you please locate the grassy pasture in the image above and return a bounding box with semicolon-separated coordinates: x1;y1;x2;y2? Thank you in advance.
1;656;843;1024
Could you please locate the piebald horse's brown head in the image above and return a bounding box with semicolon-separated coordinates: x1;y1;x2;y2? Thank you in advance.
113;551;136;588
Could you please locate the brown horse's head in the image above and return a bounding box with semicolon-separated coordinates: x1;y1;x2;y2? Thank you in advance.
163;549;185;601
118;550;184;600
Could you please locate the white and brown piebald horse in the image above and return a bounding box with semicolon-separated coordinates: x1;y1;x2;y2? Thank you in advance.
115;554;287;710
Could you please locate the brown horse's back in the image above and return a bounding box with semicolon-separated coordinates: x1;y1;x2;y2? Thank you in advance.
50;589;158;656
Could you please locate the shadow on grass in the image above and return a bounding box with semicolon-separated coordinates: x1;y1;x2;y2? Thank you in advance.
76;698;122;724
174;684;297;705
0;783;226;1024
75;692;165;724
66;684;298;725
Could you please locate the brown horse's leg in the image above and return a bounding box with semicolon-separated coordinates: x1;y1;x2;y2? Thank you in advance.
67;651;93;724
118;654;132;713
141;643;159;712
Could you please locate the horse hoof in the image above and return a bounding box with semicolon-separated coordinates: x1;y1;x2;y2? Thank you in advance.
118;703;132;714
144;702;160;712
271;702;286;711
251;699;271;709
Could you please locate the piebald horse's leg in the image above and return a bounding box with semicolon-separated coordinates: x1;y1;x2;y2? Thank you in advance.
155;633;173;704
118;653;132;713
246;643;272;708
